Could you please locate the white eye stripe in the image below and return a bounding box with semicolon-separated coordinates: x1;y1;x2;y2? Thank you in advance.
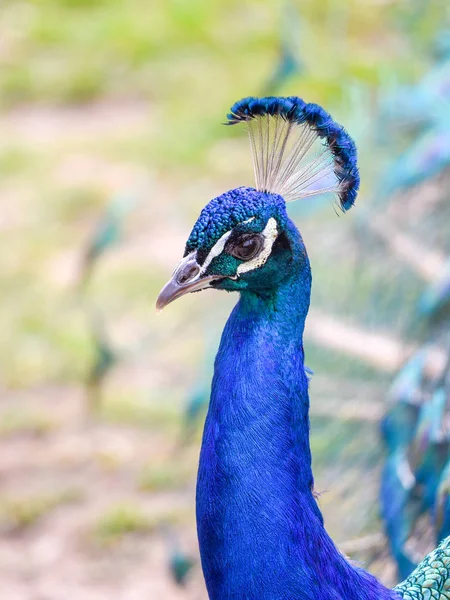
199;230;233;275
237;218;278;275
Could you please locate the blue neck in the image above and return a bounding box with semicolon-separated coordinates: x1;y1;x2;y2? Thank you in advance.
196;222;397;600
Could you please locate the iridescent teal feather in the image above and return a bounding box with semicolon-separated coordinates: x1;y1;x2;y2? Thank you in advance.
395;537;450;600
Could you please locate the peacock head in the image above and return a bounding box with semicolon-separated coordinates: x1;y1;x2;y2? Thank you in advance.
156;97;359;310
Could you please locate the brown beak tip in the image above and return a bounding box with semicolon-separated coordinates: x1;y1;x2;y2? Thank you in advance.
155;294;170;313
155;295;170;312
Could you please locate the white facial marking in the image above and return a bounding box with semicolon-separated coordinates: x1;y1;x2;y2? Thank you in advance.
237;217;278;275
180;217;278;282
200;229;233;275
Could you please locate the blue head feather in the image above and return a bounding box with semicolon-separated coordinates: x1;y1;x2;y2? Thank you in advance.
186;187;287;253
184;187;295;296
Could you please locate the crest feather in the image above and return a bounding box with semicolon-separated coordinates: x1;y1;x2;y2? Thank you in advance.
227;96;359;211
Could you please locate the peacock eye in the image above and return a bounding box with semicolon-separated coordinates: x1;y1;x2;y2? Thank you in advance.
228;234;263;261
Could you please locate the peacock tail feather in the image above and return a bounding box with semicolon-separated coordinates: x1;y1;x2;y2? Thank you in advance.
395;536;450;600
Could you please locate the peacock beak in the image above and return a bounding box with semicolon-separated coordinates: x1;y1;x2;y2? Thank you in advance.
156;252;222;311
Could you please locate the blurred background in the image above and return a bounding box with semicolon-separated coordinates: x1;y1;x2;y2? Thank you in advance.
0;0;450;598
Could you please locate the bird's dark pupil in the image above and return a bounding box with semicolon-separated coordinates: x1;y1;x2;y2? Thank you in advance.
240;239;256;257
229;235;262;260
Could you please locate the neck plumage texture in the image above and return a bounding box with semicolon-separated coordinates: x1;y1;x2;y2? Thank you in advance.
196;218;398;600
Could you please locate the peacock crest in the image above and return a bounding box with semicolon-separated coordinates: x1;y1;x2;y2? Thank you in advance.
227;96;360;210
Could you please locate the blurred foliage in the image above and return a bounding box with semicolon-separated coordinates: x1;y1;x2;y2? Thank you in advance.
92;503;156;545
138;465;192;493
0;408;55;437
0;488;82;532
91;503;188;548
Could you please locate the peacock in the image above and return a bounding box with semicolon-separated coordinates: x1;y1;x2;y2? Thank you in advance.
156;96;450;599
